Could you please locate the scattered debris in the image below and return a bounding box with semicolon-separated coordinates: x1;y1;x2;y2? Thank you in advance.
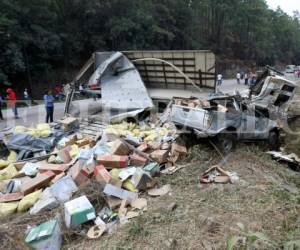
87;224;106;239
148;184;171;197
0;58;298;249
200;165;239;184
64;195;96;228
25;219;62;250
267;151;300;165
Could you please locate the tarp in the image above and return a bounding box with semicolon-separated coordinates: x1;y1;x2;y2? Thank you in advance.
7;133;60;153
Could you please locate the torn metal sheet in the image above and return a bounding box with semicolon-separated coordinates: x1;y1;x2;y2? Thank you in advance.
88;52;153;111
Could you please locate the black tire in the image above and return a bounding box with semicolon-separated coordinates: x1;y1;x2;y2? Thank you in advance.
268;130;280;150
214;133;237;155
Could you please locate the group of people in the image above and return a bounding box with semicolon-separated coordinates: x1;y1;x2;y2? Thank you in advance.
236;71;257;85
216;71;257;86
0;87;55;123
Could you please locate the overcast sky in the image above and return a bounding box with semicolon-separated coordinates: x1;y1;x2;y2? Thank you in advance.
266;0;299;15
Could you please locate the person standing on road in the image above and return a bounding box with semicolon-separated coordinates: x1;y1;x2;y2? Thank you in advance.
236;72;241;84
6;88;19;119
244;73;249;85
217;73;223;86
0;95;4;120
23;88;31;106
44;90;55;123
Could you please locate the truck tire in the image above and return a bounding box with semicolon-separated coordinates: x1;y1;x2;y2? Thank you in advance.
268;131;280;150
214;133;237;155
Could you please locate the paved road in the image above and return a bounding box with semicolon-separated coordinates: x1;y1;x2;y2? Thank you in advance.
218;78;249;94
0;98;101;130
0;79;249;130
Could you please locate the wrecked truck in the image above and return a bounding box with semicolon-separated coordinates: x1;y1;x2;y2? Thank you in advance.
171;68;297;154
64;50;216;122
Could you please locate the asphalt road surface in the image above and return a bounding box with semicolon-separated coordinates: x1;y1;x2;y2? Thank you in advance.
0;79;249;130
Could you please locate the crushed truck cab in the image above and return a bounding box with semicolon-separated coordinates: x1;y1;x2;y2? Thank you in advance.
170;68;296;154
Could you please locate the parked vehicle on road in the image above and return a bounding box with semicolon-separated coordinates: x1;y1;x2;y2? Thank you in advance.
285;65;296;74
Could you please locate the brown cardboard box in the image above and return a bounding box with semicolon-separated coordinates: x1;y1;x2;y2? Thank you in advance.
65;134;77;147
0;192;23;202
69;161;89;186
161;142;170;150
131;168;155;190
110;140;130;155
14;162;26;171
97;155;128;169
76;138;94;148
57;147;72;163
82;161;95;177
150;150;169;164
50;172;65;184
105;196;122;210
20;171;55;195
109;177;123;188
148;141;161;150
130;153;148;166
38;163;69;174
60;117;79;131
94;165;112;185
136;143;149;152
171;143;187;156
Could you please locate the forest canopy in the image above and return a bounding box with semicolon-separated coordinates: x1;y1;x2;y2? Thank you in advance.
1;0;300;87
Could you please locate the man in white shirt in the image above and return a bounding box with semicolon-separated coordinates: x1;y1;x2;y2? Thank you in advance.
217;74;223;86
236;72;241;84
24;88;30;106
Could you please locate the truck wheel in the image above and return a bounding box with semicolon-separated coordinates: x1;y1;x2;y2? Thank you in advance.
215;133;237;155
268;131;280;150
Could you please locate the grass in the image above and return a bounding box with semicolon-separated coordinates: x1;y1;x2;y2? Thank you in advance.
1;142;299;249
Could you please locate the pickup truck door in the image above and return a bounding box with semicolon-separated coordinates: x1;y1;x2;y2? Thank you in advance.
239;106;269;139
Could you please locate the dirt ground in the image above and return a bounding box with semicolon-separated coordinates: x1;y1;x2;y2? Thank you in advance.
1;140;299;250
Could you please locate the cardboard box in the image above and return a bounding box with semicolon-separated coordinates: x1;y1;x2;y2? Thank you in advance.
20;171;55;195
64;195;96;228
50;172;65;185
69;161;89;186
110;140;130;155
97;155;128;169
136;143;149;152
38;163;69;174
161;142;171;150
60;117;79;131
94;165;112;185
148;141;161;150
130;153;148;166
150;150;169;164
105;196;122;210
57;147;72;163
143;162;160;177
131;168;154;190
14;162;26;171
25;219;62;250
76;138;94;148
103;184;138;201
82;160;96;177
171;143;187;156
109;177;123;188
0;192;23;202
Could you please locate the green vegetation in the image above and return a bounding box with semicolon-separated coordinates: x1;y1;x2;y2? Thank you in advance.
1;0;300;91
